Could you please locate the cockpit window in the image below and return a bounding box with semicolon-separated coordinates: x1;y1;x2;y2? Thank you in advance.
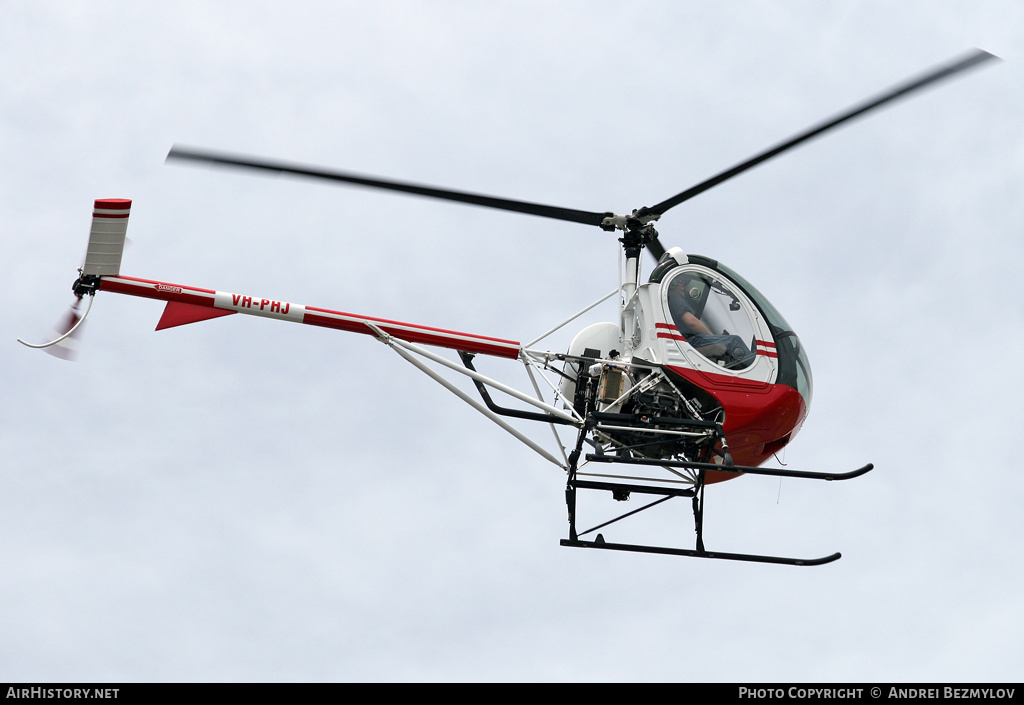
714;262;813;407
665;269;757;370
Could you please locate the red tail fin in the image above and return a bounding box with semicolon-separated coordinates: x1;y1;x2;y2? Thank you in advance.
156;301;236;330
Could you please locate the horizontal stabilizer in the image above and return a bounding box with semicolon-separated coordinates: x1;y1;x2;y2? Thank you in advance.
156;301;236;330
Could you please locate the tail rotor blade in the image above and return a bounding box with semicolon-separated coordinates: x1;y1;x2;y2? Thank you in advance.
18;296;92;361
43;304;84;360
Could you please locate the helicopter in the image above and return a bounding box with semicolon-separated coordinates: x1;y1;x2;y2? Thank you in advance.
19;48;996;566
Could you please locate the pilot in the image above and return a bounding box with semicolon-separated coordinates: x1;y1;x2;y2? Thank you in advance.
667;275;754;367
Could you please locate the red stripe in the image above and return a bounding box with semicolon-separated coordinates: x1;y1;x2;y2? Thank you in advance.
110;275;216;295
94;198;131;209
93;213;131;218
660;330;778;357
755;339;776;348
99;276;216;307
656;322;683;339
303;312;519;359
304;306;519;346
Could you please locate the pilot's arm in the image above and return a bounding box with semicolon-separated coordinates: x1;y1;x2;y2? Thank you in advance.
681;311;712;336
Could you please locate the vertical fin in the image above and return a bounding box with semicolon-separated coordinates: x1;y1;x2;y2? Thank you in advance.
82;199;131;277
156;301;237;330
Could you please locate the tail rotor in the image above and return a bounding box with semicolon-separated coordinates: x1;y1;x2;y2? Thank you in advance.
17;198;131;360
18;295;93;360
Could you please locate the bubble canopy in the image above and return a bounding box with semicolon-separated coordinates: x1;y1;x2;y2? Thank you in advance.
660;254;813;411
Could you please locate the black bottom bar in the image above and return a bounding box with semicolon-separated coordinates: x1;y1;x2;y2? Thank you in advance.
560;539;841;566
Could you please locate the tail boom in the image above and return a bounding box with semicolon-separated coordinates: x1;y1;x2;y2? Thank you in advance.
98;275;522;359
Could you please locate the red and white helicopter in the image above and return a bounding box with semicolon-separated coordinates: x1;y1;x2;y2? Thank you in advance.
21;49;995;565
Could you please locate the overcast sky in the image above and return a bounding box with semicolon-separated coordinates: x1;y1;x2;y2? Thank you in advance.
3;2;1022;682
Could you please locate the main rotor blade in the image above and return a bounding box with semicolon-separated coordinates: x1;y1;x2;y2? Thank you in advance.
638;48;998;219
167;146;611;228
646;234;667;261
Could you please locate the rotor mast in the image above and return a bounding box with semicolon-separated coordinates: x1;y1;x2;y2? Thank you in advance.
611;213;661;358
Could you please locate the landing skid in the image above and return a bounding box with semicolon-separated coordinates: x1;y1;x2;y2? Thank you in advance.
585;454;874;481
563;422;871;565
560;538;841;566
